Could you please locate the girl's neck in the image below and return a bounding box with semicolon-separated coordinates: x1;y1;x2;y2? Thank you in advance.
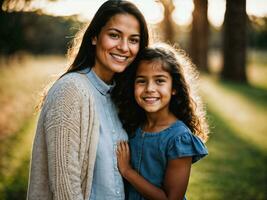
143;112;177;133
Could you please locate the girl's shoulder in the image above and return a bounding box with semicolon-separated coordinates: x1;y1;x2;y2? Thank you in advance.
165;120;208;163
166;120;190;136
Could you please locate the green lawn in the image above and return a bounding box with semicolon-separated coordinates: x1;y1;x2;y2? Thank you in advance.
187;76;267;199
0;51;266;199
0;55;66;200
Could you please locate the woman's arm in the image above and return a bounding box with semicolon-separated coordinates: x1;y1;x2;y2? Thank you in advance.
116;141;192;200
44;82;84;200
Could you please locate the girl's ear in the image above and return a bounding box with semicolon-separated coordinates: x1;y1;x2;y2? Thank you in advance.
172;89;176;95
92;37;97;45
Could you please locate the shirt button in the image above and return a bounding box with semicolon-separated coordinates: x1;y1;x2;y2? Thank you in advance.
112;130;115;134
116;191;120;194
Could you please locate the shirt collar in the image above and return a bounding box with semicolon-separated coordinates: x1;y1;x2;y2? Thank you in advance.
86;68;115;95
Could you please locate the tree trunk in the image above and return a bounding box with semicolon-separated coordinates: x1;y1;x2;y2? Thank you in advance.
0;0;5;13
159;0;176;44
190;0;209;72
222;0;247;82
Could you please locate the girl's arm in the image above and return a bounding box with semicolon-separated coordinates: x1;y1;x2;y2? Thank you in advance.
117;141;192;200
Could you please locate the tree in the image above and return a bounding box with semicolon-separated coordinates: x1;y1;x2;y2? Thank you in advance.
190;0;209;72
158;0;176;44
1;0;56;11
1;0;56;13
222;0;247;82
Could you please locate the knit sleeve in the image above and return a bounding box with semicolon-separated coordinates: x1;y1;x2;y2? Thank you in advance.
43;81;85;200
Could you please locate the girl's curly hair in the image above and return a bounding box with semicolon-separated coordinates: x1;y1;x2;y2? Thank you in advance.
112;43;209;142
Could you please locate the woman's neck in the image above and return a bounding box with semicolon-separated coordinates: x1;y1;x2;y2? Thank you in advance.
92;67;114;84
143;112;177;133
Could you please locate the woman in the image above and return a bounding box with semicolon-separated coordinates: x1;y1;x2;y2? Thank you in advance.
27;1;149;200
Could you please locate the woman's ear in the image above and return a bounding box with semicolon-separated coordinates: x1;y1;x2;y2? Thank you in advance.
92;37;97;45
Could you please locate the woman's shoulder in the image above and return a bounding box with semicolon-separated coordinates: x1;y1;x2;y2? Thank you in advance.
56;72;88;88
50;72;91;95
44;72;93;106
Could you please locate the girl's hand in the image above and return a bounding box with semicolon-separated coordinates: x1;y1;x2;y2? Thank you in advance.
116;141;132;177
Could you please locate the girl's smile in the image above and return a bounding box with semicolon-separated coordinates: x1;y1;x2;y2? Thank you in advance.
142;96;160;103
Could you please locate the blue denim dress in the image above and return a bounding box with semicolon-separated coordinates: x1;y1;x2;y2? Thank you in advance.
127;120;208;200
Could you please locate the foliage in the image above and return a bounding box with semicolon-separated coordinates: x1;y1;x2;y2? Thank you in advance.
0;11;84;55
248;16;267;49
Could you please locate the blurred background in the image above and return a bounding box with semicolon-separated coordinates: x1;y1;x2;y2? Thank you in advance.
0;0;266;199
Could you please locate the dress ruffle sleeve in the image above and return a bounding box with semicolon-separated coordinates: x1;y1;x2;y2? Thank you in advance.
167;130;208;163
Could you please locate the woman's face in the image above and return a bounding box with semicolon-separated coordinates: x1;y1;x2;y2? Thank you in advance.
92;13;141;83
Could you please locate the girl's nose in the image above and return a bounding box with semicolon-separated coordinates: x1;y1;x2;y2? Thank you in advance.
146;82;156;92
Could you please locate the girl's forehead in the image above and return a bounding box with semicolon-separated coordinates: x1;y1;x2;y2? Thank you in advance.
136;60;172;77
138;60;165;71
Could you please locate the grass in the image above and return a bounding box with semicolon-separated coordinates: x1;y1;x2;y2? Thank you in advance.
0;50;266;199
0;117;36;200
200;76;267;151
0;55;66;138
186;76;267;199
186;49;267;199
187;109;267;199
0;55;66;199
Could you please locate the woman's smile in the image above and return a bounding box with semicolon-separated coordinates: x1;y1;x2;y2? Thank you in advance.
110;52;129;62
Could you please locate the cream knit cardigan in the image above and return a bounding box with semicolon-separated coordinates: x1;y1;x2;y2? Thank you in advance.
27;72;99;200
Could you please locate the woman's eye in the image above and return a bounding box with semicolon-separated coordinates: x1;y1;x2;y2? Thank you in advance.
129;37;140;44
109;33;119;39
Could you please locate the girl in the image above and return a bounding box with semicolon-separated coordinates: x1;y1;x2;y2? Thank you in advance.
27;1;149;200
115;44;209;200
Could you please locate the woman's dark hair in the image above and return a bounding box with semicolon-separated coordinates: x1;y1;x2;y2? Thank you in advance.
66;0;149;73
113;43;209;142
36;0;149;110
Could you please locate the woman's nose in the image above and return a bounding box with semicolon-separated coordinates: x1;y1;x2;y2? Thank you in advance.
117;38;129;52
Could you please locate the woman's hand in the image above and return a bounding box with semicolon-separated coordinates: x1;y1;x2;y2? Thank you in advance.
116;141;132;177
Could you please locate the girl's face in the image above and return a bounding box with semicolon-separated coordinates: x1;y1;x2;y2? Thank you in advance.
134;60;175;116
92;13;140;83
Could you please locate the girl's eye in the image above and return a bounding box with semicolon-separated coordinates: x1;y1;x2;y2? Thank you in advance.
156;79;166;84
129;37;140;44
135;79;146;84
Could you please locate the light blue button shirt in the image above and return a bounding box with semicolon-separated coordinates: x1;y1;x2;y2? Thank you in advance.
86;69;128;200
